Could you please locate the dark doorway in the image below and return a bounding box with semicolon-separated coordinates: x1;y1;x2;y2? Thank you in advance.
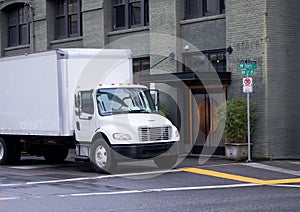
191;88;225;155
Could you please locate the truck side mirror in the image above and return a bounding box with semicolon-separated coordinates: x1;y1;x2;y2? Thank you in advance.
74;94;81;116
74;94;80;108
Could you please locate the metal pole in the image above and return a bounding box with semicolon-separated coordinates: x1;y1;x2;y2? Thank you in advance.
246;92;252;162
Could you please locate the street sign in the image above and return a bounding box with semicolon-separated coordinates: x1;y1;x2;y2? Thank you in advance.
243;77;253;93
243;85;253;93
241;69;254;76
243;77;253;86
238;59;257;75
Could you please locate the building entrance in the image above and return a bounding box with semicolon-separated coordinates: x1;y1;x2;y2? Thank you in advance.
190;88;225;155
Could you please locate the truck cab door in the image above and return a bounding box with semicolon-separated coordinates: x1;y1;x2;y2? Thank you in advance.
74;90;96;142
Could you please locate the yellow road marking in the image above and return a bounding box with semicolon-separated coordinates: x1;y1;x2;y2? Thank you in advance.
263;178;300;185
180;167;300;185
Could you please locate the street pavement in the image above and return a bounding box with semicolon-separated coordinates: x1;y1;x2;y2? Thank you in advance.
5;152;300;185
0;154;299;211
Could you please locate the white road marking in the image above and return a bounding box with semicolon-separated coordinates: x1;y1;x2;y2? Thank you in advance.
243;163;300;176
289;161;300;166
271;184;300;188
0;183;22;187
58;183;259;198
0;197;18;201
8;164;64;170
0;169;181;187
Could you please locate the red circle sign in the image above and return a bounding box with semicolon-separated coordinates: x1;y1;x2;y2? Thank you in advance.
243;77;252;86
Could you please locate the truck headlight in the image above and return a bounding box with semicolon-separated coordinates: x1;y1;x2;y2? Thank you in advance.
113;133;132;140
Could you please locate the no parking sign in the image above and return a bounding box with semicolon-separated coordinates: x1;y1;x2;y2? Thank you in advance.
243;77;253;93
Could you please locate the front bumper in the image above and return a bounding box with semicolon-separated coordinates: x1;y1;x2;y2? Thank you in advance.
111;141;178;160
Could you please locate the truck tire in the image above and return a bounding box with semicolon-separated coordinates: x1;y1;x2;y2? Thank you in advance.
43;149;69;164
153;155;178;169
0;137;14;165
90;139;116;173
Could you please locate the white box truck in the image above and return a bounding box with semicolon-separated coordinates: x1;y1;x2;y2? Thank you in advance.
0;49;180;173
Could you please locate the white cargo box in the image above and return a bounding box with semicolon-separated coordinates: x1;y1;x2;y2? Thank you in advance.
0;49;132;136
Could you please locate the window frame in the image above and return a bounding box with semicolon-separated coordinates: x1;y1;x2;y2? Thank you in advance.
133;57;150;83
204;0;219;16
7;5;30;47
55;0;82;40
129;0;142;28
183;50;226;73
185;0;225;19
113;0;149;31
113;0;127;30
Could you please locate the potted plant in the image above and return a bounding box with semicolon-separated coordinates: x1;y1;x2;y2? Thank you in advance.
217;97;255;161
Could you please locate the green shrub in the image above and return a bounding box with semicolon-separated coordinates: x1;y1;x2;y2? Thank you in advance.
217;97;255;143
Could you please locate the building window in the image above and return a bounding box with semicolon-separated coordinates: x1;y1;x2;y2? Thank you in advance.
7;5;30;47
185;0;225;19
113;0;149;31
55;0;81;39
133;57;150;83
183;50;226;72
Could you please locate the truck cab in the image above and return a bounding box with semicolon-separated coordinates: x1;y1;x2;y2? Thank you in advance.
74;84;180;173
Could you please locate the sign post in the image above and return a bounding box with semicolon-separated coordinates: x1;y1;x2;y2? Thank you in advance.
247;91;251;162
238;59;257;163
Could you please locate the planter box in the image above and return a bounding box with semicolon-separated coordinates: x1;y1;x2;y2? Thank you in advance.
225;143;250;161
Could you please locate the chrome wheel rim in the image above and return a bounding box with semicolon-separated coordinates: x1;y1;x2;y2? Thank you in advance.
0;141;4;160
95;145;107;168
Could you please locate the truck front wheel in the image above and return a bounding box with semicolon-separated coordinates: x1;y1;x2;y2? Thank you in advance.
90;139;116;173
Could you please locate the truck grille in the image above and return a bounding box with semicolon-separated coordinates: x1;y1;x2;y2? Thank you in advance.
139;127;171;142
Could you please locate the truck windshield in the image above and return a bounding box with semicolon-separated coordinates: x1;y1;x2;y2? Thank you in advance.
96;88;155;115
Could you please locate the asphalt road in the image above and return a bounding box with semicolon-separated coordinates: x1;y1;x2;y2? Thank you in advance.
0;155;299;211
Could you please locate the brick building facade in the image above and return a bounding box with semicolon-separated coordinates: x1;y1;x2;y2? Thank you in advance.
0;0;299;159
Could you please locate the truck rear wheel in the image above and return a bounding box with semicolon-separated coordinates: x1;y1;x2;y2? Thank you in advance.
43;149;69;163
0;137;9;164
90;139;116;173
0;137;20;165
